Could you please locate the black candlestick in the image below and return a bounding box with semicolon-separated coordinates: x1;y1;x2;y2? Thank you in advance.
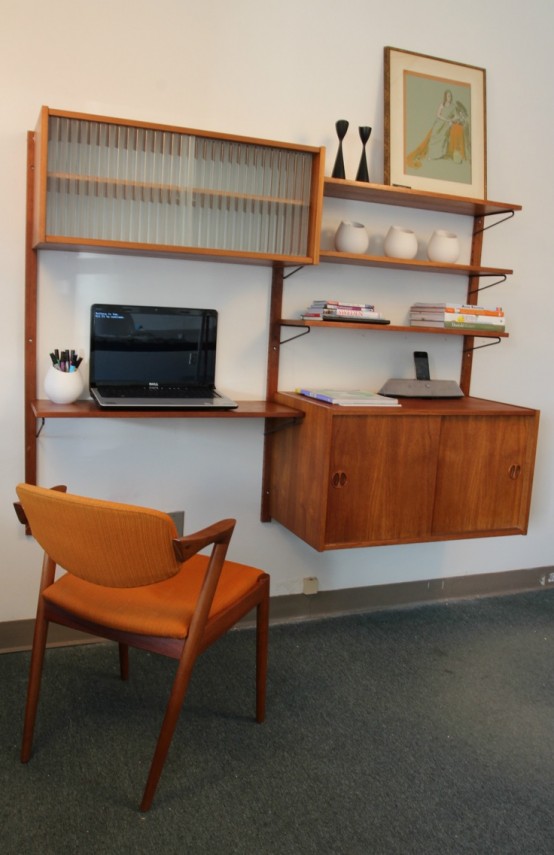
355;126;372;183
332;120;349;179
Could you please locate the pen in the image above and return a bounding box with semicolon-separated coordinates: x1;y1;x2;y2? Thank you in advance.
50;348;82;371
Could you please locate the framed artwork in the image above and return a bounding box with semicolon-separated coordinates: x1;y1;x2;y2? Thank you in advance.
384;47;487;199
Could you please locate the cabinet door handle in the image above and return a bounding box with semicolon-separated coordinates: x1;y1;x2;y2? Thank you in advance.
331;471;348;488
509;464;521;480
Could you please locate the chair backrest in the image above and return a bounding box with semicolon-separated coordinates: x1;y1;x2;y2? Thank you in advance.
16;483;181;587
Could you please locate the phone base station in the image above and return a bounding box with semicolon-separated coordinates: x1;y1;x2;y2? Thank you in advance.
379;379;464;398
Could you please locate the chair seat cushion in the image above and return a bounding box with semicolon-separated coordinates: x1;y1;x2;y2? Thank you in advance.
42;555;266;638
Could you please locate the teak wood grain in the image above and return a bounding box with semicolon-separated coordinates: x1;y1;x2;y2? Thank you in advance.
268;393;539;551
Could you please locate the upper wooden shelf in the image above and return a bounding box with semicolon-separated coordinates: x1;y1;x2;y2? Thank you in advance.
32;400;302;420
323;178;521;217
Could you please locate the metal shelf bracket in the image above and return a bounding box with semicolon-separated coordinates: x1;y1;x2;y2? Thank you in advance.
474;209;515;235
283;265;305;280
468;273;507;295
279;324;311;345
463;336;502;354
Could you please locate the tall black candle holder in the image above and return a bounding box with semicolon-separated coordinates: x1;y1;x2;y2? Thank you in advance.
332;120;349;179
355;126;372;183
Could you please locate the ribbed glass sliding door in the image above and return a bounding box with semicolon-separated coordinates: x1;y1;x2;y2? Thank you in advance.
44;114;315;258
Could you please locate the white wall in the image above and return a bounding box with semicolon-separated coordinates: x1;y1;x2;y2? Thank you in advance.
2;0;554;621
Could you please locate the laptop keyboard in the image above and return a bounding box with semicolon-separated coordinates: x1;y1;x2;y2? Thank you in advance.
98;385;216;399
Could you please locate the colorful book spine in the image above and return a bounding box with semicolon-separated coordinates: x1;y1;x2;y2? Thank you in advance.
443;305;504;317
410;312;505;325
411;302;503;315
319;300;376;310
295;389;335;403
410;310;504;319
444;320;506;331
324;308;382;319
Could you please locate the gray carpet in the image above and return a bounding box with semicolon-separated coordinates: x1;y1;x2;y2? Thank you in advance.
2;589;554;854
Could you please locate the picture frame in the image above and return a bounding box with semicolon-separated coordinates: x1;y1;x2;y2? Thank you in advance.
384;47;487;199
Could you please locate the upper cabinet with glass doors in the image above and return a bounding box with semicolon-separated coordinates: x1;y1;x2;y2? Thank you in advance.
31;107;324;265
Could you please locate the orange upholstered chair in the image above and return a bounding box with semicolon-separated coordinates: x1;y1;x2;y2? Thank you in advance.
14;483;269;811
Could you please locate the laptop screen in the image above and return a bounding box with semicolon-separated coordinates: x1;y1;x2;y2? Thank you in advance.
90;304;217;388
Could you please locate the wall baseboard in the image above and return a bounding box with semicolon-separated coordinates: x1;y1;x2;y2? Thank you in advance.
266;565;554;625
2;565;553;654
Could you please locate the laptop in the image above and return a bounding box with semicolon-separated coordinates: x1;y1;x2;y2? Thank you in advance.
89;303;238;410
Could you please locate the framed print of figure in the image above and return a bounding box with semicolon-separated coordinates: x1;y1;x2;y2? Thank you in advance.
384;47;486;199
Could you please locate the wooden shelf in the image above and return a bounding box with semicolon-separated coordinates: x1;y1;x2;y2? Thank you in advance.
35;235;315;267
32;399;301;420
280;319;508;338
47;172;308;208
323;178;522;217
319;249;512;277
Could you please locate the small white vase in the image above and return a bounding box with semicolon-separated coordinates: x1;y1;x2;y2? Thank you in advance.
334;220;369;254
427;229;460;263
384;225;418;260
44;366;84;404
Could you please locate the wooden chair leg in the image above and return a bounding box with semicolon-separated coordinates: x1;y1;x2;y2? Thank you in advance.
139;644;198;812
256;582;269;724
118;643;129;681
21;608;49;763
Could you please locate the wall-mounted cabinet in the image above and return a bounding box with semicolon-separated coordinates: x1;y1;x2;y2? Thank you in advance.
32;106;325;264
269;393;539;551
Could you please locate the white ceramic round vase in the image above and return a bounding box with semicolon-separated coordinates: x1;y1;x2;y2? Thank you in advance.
383;226;418;260
427;229;460;263
334;220;369;254
44;366;84;404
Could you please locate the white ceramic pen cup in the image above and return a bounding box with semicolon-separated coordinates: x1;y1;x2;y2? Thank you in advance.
44;365;84;404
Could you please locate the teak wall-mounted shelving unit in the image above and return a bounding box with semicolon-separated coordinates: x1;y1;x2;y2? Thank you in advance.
24;106;325;487
24;107;539;550
263;179;538;547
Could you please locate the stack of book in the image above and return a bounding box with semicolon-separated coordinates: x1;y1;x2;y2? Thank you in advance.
301;299;384;322
295;388;400;407
409;302;506;332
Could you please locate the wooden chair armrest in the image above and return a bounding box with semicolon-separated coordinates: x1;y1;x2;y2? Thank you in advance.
13;501;29;527
172;518;236;562
14;485;68;532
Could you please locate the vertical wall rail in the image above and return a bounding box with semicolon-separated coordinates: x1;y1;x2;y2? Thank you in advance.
25;131;38;485
265;265;284;401
459;214;485;395
260;265;285;521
